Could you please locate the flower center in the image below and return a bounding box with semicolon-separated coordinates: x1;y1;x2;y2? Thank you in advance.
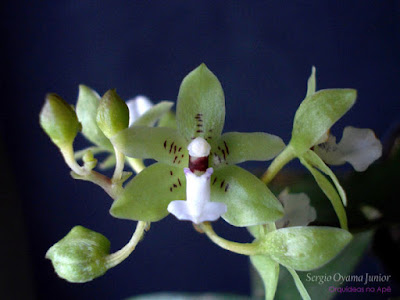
187;137;211;173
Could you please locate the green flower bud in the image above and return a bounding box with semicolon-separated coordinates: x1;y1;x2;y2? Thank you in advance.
39;93;81;148
46;226;111;283
96;89;129;139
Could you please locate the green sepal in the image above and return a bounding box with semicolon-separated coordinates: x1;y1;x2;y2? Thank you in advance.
305;66;316;98
303;150;347;206
96;89;129;139
250;255;280;300
290;89;357;155
286;266;311;300
176;64;225;144
39;93;81;148
111;126;189;167
213;132;285;166
110;162;186;222
132;101;174;127
211;165;283;227
76;85;113;150
45;225;110;283
262;226;352;271
299;157;348;230
158;110;177;129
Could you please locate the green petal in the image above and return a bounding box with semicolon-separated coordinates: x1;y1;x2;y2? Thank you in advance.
211;165;283;227
250;255;279;300
176;64;225;145
299;157;348;230
158;110;177;129
212;132;285;166
76;85;113;150
305;66;316;98
303;150;347;206
110;162;186;222
263;226;352;271
111;127;189;167
290;89;357;155
286;267;311;300
132;101;174;127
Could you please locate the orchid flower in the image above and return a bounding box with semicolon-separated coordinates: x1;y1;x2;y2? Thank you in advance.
261;67;377;230
110;64;286;226
314;126;382;171
75;86;173;171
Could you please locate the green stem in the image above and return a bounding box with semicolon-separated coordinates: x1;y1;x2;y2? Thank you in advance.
126;157;146;174
261;145;296;184
112;146;125;182
70;170;122;200
201;222;262;256
105;221;148;269
60;144;88;176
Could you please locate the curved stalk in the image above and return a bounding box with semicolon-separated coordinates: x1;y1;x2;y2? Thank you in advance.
261;145;296;184
105;221;148;269
201;222;262;256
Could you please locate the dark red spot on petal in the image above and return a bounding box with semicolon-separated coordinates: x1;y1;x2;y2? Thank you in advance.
220;180;225;188
224;184;230;192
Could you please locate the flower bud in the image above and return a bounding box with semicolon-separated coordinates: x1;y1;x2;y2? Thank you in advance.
39;93;81;148
46;226;111;283
96;89;129;138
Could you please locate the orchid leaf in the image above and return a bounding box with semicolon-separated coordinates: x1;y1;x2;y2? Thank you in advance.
299;157;348;230
176;64;225;145
286;266;311;300
304;150;347;206
290;89;357;155
250;255;279;300
213;132;285;166
110;162;185;222
76;85;113;151
211;165;283;227
111;127;188;167
263;226;352;271
132;101;174;127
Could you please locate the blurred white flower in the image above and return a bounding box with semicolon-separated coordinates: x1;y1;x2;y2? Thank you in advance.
126;95;153;126
275;190;316;229
314;126;382;172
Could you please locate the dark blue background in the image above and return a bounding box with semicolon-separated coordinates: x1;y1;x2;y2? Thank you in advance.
1;1;399;299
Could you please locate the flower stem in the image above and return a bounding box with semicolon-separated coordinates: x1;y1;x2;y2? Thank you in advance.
261;145;296;184
126;157;146;174
112;146;125;182
105;221;148;269
70;170;122;200
200;222;263;256
60;144;88;176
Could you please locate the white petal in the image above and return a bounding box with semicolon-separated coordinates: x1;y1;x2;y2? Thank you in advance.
337;127;382;171
275;190;316;229
167;168;227;224
315;126;382;172
126;95;153;126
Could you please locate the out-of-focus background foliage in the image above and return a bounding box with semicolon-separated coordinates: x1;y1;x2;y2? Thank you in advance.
1;2;399;299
